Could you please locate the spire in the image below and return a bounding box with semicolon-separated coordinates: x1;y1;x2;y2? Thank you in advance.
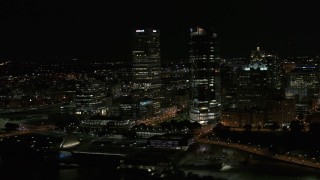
251;46;265;63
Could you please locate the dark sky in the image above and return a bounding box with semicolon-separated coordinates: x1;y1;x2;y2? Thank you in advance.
0;0;319;60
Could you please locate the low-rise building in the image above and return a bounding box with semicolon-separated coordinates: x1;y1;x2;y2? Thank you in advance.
147;133;194;150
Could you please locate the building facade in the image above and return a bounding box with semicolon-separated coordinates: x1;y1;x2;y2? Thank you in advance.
74;79;105;115
132;29;161;113
236;61;270;109
285;66;320;101
189;27;221;124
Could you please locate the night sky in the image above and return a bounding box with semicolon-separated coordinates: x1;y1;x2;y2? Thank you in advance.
0;0;319;61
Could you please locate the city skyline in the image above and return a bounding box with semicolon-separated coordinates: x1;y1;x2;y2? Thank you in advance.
0;0;320;60
2;1;320;180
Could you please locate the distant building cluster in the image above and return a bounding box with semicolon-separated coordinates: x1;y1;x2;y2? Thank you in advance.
1;27;320;130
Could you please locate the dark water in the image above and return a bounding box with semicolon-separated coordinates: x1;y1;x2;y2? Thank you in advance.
1;144;320;180
1;158;320;180
0;163;122;180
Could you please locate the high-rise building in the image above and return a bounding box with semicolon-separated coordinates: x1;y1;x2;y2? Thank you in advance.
189;27;221;124
237;61;270;109
74;79;105;115
236;47;285;110
132;29;161;113
286;66;320;101
251;47;284;89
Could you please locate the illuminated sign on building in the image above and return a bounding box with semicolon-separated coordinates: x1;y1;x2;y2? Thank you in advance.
140;99;153;106
136;30;144;32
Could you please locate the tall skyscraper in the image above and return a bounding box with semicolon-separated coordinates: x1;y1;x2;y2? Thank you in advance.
251;47;284;89
189;27;221;124
237;61;269;109
132;29;161;113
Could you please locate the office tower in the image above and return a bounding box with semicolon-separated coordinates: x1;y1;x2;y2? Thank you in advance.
285;66;320;117
237;61;269;109
74;79;105;115
233;47;289;128
251;47;284;89
265;53;283;90
189;27;221;124
132;29;161;113
237;47;287;109
286;66;319;101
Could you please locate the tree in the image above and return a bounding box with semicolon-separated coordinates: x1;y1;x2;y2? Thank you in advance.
243;124;253;131
131;125;139;130
309;122;320;136
48;113;79;130
257;125;262;131
290;120;304;132
138;123;147;130
123;130;137;138
212;123;230;137
269;122;280;131
190;121;201;130
5;123;20;131
160;121;172;131
212;123;224;131
106;121;115;131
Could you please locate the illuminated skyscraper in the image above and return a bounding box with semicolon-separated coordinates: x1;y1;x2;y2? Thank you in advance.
74;79;105;115
132;29;161;113
236;47;285;110
251;46;284;89
189;27;221;124
250;46;266;63
286;66;320;102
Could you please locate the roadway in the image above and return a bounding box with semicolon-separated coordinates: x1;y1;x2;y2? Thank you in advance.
0;125;56;138
135;107;178;126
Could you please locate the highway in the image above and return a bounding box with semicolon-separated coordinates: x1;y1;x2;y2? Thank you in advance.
0;125;56;138
135;107;178;126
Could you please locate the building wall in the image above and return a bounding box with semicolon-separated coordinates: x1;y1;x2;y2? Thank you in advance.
269;98;296;125
132;29;161;113
221;109;267;127
189;27;221;124
74;79;105;115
